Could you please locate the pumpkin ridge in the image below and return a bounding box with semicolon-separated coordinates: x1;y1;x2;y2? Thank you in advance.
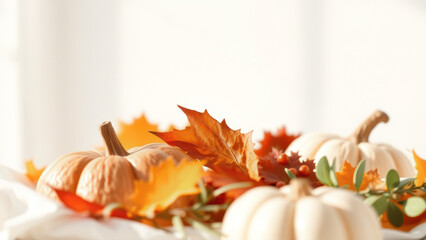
76;156;135;205
244;195;285;239
36;152;100;200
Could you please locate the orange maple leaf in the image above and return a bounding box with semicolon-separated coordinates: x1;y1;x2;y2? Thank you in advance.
412;150;426;187
336;161;384;190
117;114;175;150
255;127;300;157
151;106;260;181
51;187;129;219
129;157;204;217
25;160;45;183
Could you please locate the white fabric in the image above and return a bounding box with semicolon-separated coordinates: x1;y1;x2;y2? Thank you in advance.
1;165;425;240
0;165;216;240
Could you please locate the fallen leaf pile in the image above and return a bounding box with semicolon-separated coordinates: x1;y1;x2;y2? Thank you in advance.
21;106;425;235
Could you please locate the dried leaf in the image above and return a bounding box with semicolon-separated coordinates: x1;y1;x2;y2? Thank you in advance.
258;150;321;187
118;114;174;150
130;157;204;217
364;169;386;190
336;161;385;191
413;150;426;187
152;106;260;181
204;167;260;199
51;187;129;219
255;127;300;157
25;160;45;183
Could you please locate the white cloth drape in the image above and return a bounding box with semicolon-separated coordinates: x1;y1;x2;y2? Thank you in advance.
0;166;217;240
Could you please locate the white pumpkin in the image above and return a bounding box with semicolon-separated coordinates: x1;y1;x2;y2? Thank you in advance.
221;179;382;240
286;110;415;177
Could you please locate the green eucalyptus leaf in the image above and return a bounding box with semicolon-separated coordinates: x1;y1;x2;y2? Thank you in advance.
210;222;222;230
212;182;252;197
197;204;229;212
364;195;388;216
386;169;400;191
172;215;187;239
403;196;426;217
186;218;221;237
387;201;404;227
198;180;208;204
330;169;339;187
285;168;296;179
316;156;333;186
353;160;366;192
397;178;416;189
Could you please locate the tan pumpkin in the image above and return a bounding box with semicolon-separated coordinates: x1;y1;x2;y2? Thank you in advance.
285;110;415;177
36;121;194;206
222;179;382;240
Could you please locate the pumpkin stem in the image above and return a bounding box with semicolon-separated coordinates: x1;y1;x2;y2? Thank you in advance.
348;110;389;144
289;179;312;200
100;121;128;156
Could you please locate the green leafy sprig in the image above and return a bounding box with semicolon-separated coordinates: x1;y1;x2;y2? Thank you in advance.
157;181;252;239
315;157;426;228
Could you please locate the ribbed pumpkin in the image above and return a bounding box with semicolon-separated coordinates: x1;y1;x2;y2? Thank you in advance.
222;179;382;240
285;110;415;177
36;122;194;206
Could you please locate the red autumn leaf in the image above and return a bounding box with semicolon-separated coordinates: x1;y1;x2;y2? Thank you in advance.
255;127;300;157
151;106;260;181
258;150;321;187
51;187;129;219
204;166;262;199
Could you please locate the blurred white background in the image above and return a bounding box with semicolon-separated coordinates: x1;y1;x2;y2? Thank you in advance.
0;0;425;170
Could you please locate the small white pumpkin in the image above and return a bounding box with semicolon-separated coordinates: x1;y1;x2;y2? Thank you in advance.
285;110;415;177
221;179;382;240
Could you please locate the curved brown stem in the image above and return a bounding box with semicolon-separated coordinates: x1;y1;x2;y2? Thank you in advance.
99;121;128;156
348;110;389;144
289;179;312;200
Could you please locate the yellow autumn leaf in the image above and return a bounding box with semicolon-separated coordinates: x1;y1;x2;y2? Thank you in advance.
413;150;426;186
25;159;45;183
130;157;204;217
117;114;177;150
117;114;163;150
